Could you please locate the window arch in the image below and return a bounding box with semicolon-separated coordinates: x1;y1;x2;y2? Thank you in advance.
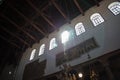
75;22;85;36
39;44;45;56
90;13;104;26
49;38;57;50
29;49;36;60
108;2;120;15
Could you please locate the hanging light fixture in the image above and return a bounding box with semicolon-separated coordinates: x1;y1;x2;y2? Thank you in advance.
78;72;83;78
9;71;12;75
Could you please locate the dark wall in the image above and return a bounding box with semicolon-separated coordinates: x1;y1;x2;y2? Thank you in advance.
23;60;46;80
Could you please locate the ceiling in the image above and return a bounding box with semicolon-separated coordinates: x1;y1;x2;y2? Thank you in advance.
0;0;102;72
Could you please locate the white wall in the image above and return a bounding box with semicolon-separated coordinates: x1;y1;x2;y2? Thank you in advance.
15;0;120;80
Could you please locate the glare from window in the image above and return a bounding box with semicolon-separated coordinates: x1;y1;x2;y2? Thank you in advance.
49;38;57;50
39;44;45;56
30;49;36;60
75;22;85;36
90;13;104;26
108;2;120;15
61;31;69;44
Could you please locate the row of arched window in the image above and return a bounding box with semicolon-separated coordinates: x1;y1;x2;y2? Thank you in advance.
29;1;120;61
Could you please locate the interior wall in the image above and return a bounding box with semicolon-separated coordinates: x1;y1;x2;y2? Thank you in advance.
15;0;120;80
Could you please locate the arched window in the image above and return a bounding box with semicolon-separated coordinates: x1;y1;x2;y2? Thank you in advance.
75;22;85;36
49;38;57;50
61;31;70;44
30;49;36;60
108;2;120;15
39;44;45;56
90;13;104;26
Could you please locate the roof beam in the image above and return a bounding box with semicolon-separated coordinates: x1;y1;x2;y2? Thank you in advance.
7;3;46;37
34;22;49;38
93;0;100;6
0;35;21;49
34;22;48;33
20;13;40;35
41;4;50;12
26;0;56;30
0;13;37;42
73;0;84;15
41;13;56;29
51;0;67;20
1;27;30;47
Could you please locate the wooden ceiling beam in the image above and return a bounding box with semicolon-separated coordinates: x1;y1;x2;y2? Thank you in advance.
51;0;67;20
34;22;49;38
23;13;39;28
73;0;84;15
93;0;100;6
0;13;37;42
26;0;56;30
8;3;46;37
34;22;48;33
41;13;56;29
1;27;30;47
0;35;21;49
41;4;50;12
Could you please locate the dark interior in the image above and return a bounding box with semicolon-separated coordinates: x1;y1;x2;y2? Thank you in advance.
0;0;102;74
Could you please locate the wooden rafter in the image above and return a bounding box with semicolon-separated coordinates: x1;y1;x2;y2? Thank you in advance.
51;0;67;20
1;27;30;46
73;0;84;15
0;35;20;49
0;13;37;42
34;22;48;33
26;0;56;30
41;13;56;29
34;22;49;38
23;13;39;29
93;0;100;6
7;3;46;37
41;3;50;12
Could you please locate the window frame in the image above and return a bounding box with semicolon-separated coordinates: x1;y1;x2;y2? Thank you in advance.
75;22;86;36
108;2;120;15
90;13;104;26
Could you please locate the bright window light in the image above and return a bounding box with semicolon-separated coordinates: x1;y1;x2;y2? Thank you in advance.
61;31;69;44
29;49;36;60
49;38;57;50
39;44;45;56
